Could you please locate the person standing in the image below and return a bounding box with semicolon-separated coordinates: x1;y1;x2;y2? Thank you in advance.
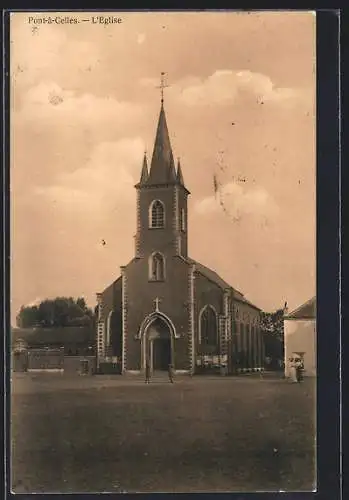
145;362;151;384
295;358;304;383
168;363;174;383
289;357;297;383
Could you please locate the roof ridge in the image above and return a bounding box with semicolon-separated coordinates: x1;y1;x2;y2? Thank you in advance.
185;257;260;311
286;296;316;318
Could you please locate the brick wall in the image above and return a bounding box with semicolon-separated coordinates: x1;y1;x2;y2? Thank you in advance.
124;256;190;371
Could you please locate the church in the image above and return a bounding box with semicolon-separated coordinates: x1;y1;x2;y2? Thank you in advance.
96;96;264;376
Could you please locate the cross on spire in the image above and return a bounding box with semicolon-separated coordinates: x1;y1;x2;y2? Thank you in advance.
153;297;162;312
156;72;170;104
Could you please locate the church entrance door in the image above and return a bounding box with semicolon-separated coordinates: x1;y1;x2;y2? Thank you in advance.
145;317;173;372
153;338;171;370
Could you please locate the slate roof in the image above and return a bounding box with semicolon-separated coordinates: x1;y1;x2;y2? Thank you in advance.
187;258;261;311
146;102;177;185
176;158;185;186
134;102;190;195
285;297;316;319
139;153;149;183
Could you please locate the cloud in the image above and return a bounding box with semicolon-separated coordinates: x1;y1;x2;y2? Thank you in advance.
11;23;66;74
151;70;308;108
16;81;144;128
11;20;101;88
138;69;310;110
195;181;279;222
33;138;145;214
11;81;147;191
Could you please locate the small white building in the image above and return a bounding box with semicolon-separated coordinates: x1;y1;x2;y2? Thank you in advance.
284;297;316;378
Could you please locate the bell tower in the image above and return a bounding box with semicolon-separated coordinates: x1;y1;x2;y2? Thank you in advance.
134;77;190;261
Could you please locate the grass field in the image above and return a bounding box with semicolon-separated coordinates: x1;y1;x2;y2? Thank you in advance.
11;372;316;493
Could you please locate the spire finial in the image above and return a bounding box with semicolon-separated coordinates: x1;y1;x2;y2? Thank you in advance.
156;72;170;104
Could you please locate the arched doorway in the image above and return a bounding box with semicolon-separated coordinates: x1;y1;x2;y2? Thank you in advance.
143;316;174;371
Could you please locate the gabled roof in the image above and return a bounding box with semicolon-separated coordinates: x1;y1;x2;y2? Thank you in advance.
189;258;230;289
185;257;260;311
101;274;122;295
286;297;316;319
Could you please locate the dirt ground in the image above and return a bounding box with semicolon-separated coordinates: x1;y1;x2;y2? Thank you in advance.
10;372;316;493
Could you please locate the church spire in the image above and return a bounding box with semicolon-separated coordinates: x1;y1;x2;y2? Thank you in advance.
147;100;177;184
176;157;185;186
146;73;177;185
139;151;149;185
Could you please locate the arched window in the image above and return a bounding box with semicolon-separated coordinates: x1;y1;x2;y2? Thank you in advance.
246;323;251;368
180;208;186;232
240;323;247;368
149;252;165;281
149;200;165;228
106;311;113;347
199;305;218;345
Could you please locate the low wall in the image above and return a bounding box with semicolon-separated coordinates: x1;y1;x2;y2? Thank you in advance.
63;356;96;374
12;350;96;375
27;348;64;371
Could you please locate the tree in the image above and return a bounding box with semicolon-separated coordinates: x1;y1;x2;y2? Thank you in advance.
16;305;39;328
76;297;87;312
16;297;95;328
260;308;285;370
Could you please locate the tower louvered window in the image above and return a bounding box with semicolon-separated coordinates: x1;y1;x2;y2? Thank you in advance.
200;306;218;346
150;200;165;228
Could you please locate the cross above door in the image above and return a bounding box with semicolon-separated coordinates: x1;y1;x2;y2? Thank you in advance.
153;297;162;312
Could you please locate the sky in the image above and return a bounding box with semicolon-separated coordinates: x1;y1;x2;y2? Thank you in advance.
10;11;316;326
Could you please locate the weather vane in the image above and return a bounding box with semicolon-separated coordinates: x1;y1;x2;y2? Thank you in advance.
156;72;170;103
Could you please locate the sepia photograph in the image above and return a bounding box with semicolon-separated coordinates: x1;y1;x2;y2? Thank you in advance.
10;10;316;493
